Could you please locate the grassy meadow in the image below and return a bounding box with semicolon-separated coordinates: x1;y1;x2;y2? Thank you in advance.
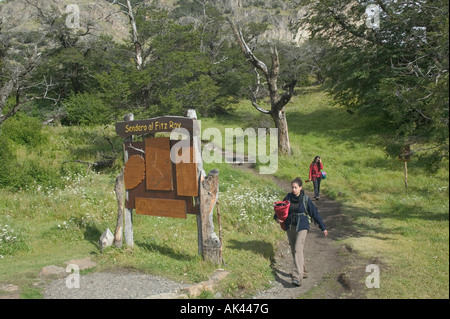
0;86;448;299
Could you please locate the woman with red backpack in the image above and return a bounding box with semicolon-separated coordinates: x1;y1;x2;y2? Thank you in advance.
274;177;328;287
309;156;324;200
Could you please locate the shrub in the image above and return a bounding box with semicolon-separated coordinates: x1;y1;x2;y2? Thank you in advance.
0;123;63;190
63;93;111;126
0;157;63;191
0;113;47;147
24;160;64;190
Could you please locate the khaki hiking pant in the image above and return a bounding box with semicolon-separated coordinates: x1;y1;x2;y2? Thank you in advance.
287;226;308;283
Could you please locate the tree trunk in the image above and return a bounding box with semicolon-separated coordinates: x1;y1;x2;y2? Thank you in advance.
271;108;291;155
123;113;134;248
125;0;142;70
228;18;295;155
113;170;124;248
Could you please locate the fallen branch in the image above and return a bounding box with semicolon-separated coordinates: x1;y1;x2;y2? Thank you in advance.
62;157;116;173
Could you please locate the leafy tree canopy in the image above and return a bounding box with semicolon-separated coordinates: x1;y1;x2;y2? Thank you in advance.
300;0;449;166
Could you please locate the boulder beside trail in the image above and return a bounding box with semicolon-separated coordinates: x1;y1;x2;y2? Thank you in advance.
99;228;114;250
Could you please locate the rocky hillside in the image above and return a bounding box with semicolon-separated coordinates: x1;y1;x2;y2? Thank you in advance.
1;0;308;44
0;0;130;43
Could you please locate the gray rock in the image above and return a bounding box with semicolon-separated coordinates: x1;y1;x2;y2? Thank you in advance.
0;283;20;299
99;228;114;250
64;257;97;270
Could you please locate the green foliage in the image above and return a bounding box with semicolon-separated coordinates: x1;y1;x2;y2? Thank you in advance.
0;149;63;191
0;113;115;190
95;64;139;114
0;113;47;146
3;0;325;125
0;113;57;189
62;93;111;126
301;0;449;164
94;7;255;119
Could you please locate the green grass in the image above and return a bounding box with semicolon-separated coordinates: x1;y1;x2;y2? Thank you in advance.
0;85;448;299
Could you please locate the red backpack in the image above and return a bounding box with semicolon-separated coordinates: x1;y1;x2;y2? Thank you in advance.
273;200;290;230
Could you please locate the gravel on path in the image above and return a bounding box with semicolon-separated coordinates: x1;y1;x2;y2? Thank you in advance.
44;269;190;299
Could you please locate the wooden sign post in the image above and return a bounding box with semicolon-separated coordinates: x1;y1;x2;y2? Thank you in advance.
113;112;222;264
398;145;411;192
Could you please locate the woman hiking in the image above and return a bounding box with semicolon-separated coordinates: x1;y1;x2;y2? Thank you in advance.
275;177;328;287
309;156;324;200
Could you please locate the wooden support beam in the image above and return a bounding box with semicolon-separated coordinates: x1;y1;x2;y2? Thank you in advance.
123;113;134;248
113;169;124;248
200;169;221;264
185;109;206;257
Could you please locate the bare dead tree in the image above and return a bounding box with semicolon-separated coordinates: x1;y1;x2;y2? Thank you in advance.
0;37;59;126
108;0;143;70
0;77;59;126
0;1;94;126
228;18;295;155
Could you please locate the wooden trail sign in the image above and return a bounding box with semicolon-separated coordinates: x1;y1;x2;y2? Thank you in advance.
113;112;222;264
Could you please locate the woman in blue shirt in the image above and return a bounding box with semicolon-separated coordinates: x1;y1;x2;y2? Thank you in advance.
275;177;328;286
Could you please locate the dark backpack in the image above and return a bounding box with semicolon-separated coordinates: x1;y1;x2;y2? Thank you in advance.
289;193;315;225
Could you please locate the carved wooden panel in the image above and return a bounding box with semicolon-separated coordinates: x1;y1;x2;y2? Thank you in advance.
135;197;187;219
124;155;145;190
175;145;198;197
145;137;173;191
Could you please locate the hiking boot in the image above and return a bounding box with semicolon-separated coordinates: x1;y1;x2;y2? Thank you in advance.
292;279;301;287
303;272;308;279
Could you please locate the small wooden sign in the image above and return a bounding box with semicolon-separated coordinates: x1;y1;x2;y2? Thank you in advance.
115;116;198;139
398;145;411;162
114;112;221;264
